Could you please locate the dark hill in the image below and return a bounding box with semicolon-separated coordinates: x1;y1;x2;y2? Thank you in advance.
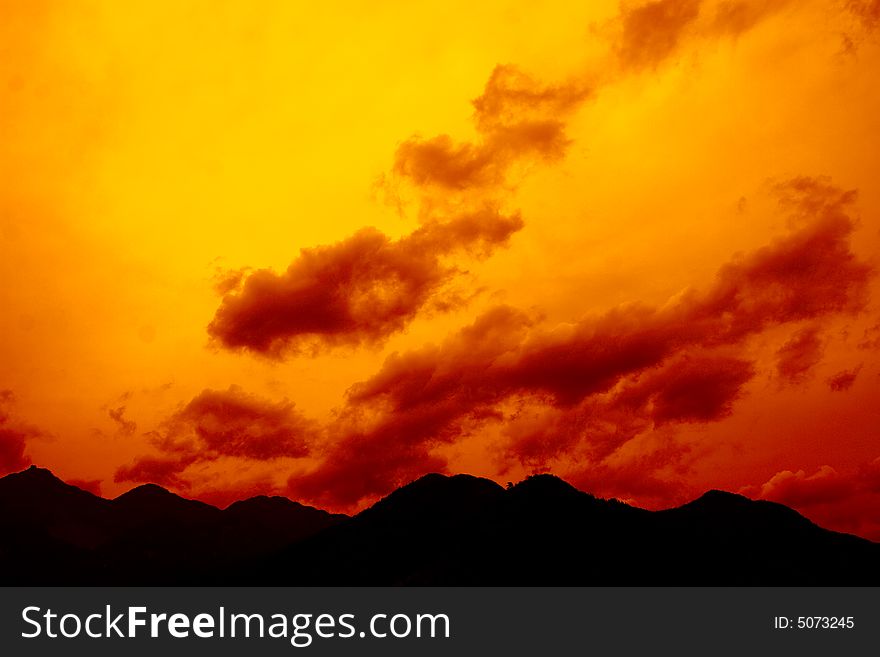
219;496;346;561
1;467;877;585
0;466;114;580
0;466;345;585
255;474;878;585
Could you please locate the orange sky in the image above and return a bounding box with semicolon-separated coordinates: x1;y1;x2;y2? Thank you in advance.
1;0;879;539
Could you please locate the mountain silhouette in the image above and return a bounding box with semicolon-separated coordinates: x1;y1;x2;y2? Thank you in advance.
0;466;344;584
1;466;876;585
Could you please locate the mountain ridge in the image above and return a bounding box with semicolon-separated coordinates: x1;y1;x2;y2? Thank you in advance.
1;466;877;585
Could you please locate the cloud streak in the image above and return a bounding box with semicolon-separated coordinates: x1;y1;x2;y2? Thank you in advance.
393;65;590;191
775;325;824;384
827;366;862;391
615;0;793;71
208;208;522;356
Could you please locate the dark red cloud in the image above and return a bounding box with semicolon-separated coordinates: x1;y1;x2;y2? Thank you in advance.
691;179;869;340
286;178;872;509
115;386;317;486
617;0;702;71
208;207;523;356
847;0;880;30
108;405;137;436
617;354;754;425
114;455;197;489
0;390;41;476
858;320;880;350
472;65;589;132
775;325;824;384
615;0;793;71
169;386;315;460
827;366;862;391
286;442;447;512
500;354;754;478
705;0;793;38
393;65;590;191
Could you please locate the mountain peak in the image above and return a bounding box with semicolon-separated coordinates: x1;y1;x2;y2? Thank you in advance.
358;473;504;521
114;483;175;500
395;472;505;496
226;494;292;511
11;464;63;482
112;483;221;519
682;489;760;512
225;495;331;515
510;473;583;495
404;472;504;496
0;465;88;497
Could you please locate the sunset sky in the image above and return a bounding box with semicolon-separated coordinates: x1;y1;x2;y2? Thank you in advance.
2;0;879;539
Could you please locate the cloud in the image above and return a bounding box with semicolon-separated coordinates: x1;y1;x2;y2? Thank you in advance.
394;65;590;191
115;385;317;486
858;320;880;350
392;127;569;191
496;354;754;494
286;443;447;512
0;390;42;476
847;0;880;30
212;267;250;296
754;465;856;507
285;178;872;509
473;65;591;132
705;0;793;38
616;354;755;425
775;325;824;384
615;0;793;71
168;386;316;460
827;366;862;391
108;405;137;436
208;207;523;356
696;179;869;336
617;0;703;71
114;455;197;489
